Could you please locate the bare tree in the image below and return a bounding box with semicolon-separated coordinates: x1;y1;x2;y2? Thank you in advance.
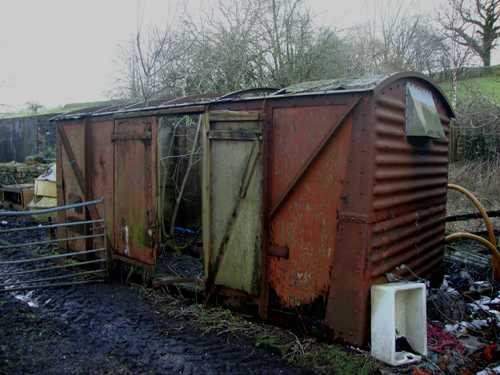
303;27;349;79
440;0;500;67
181;0;339;92
112;1;189;102
134;25;187;101
438;3;476;107
344;3;445;76
343;22;386;75
114;25;186;102
257;0;319;86
25;102;43;114
182;0;267;94
111;0;496;102
378;2;445;74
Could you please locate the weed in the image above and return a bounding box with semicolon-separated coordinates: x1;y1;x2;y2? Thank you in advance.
295;345;377;375
141;287;379;374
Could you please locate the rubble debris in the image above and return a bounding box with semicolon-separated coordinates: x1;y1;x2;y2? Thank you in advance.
427;324;465;354
28;162;57;211
477;364;500;375
428;286;467;322
0;161;49;186
0;183;34;210
444;244;492;280
408;243;500;375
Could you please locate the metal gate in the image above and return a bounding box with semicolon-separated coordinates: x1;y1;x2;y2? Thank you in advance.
0;199;109;292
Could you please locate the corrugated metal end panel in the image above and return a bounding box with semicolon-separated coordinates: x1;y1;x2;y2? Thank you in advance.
370;80;450;283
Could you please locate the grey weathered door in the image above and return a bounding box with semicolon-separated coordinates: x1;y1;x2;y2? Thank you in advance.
202;111;263;295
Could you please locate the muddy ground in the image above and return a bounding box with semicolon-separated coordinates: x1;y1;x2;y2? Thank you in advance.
2;219;499;375
0;219;311;375
0;280;310;375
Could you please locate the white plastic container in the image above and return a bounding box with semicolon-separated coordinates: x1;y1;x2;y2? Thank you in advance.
371;282;427;366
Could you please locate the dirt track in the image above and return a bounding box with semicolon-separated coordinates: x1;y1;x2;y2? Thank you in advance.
0;280;307;374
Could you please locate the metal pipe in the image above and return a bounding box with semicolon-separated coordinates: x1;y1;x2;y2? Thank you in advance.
0;248;105;265
446;209;500;223
0;259;106;277
102;203;110;277
0;279;105;293
0;219;105;234
447;183;496;247
0;269;106;287
208;136;259;141
0;233;105;249
0;198;104;217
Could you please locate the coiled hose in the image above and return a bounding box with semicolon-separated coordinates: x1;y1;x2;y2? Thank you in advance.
445;183;500;280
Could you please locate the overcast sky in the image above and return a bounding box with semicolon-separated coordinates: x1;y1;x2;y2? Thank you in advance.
0;0;498;111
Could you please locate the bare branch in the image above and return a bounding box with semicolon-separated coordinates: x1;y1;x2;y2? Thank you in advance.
440;0;500;66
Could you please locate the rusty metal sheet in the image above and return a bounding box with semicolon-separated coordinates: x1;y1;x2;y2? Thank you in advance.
267;104;353;307
113;117;157;265
325;79;451;346
280;74;391;94
88;119;115;252
370;79;450;282
52;74;454;349
58;122;87;252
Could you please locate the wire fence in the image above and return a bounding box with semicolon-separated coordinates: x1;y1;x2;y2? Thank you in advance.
449;87;500;163
450;125;500;162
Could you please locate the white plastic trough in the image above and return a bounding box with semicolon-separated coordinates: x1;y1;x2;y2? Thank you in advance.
371;282;427;366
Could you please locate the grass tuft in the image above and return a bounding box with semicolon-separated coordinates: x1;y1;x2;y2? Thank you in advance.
135;286;379;375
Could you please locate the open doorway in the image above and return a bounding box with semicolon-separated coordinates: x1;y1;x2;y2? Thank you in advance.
155;114;204;288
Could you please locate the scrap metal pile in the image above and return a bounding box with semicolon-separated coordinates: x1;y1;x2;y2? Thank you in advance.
391;244;500;375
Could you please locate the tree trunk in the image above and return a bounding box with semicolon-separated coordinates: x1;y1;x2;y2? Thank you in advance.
451;68;458;108
482;50;491;67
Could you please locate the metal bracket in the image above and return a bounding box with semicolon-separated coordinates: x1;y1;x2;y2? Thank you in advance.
208;130;261;141
269;98;361;218
111;132;152;142
268;245;289;259
339;212;374;224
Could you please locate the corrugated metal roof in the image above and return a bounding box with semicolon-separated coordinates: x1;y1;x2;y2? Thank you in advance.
51;94;218;121
274;74;394;95
52;72;453;121
51;89;279;121
52;76;389;121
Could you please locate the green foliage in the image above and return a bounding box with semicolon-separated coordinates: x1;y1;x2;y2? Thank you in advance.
441;77;500;103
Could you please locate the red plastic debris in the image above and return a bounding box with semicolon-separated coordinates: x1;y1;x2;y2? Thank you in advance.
412;367;433;375
484;343;497;363
427;324;465;354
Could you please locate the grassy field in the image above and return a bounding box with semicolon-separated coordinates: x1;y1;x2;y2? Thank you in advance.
438;65;500;103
